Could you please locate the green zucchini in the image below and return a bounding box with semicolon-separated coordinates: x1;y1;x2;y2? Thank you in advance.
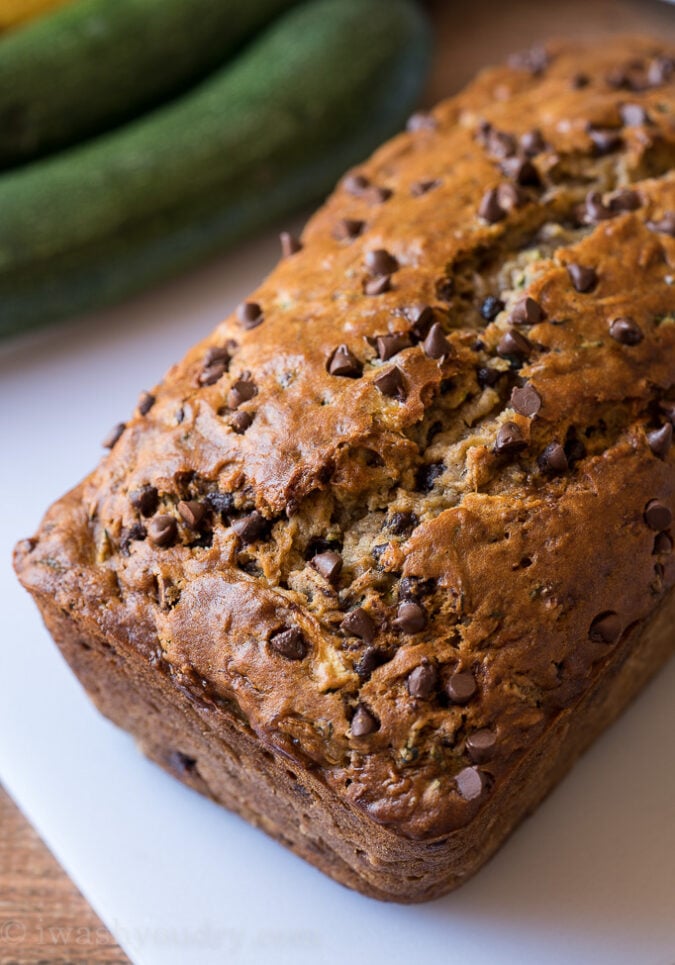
0;0;300;168
0;0;431;337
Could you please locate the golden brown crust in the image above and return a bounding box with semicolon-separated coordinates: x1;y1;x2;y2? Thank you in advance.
14;36;675;876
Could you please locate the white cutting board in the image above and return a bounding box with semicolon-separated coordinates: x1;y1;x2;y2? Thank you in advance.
1;225;674;965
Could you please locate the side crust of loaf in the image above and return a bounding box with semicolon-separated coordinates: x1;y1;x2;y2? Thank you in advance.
28;571;675;902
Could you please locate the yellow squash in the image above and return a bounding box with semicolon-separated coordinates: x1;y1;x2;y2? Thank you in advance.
0;0;71;30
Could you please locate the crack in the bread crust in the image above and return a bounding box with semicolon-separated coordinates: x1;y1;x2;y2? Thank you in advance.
83;135;675;787
103;173;673;643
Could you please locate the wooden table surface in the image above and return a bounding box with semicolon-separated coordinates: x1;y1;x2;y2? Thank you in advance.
0;785;128;964
3;2;675;964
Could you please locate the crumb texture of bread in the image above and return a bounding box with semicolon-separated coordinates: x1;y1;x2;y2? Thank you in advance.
14;37;675;899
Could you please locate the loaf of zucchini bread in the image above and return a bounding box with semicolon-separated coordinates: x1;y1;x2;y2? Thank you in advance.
15;36;675;902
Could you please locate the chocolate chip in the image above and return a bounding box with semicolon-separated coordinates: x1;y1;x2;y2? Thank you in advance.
351;704;378;737
497;181;529;211
343;173;370;195
511;296;544;325
407;112;436;131
572;72;590;89
494;421;527;456
364;275;391;296
644;499;672;531
228;378;257;409
481;126;517;159
648;213;675;237
653;532;673;555
394;601;427;634
365;185;392;204
102;422;125;449
648;424;673;459
479;296;504;322
567;263;598;293
648;55;675;86
612;63;655;90
466;729;496;763
311;550;343;585
198;345;230;386
477;366;502;388
589;127;623;155
455;766;484;801
199;363;226;387
328;344;362;378
269;627;307;661
397;576;431;602
371;543;388;562
584;190;613;223
280;232;302;257
333;218;365;241
407;662;438;699
446;671;477;705
341;607;376;643
237;302;263;330
365;249;398;276
538;441;569;474
232;511;268;543
177;500;205;529
204;491;234;518
589;611;622;644
497;329;532;358
120;522;146;555
231;411;252;434
216;341;237;358
605;66;628;89
386;511;418;536
374;366;407;401
407;304;435;340
608;188;641;213
137;391;155;415
520;129;546;156
398;576;424;602
423;323;452;359
478;187;506;224
354;646;386;681
416;461;444;492
376;332;411;361
501;157;541;187
620;102;651;127
130;484;159;517
148;514;177;548
510;384;541;417
411;179;441;197
609;316;643;345
475;121;490;140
